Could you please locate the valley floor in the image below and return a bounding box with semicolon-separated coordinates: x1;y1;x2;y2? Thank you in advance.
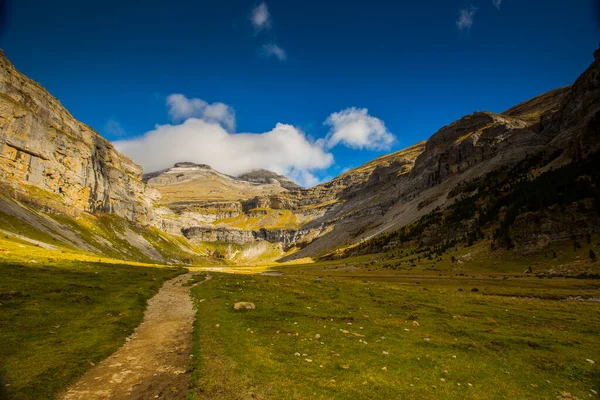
188;270;600;400
1;255;599;399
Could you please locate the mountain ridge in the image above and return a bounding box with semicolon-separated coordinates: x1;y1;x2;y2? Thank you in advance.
0;47;598;266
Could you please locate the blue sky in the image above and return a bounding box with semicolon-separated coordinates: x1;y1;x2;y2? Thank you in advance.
0;0;598;186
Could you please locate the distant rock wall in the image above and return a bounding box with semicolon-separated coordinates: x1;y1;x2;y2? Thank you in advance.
182;225;326;247
0;50;153;223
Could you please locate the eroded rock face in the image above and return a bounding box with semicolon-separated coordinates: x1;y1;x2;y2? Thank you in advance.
510;201;600;252
182;225;326;248
238;169;302;191
0;50;152;223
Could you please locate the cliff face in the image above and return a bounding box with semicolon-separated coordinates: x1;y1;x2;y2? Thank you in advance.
1;47;598;265
0;50;152;223
238;169;303;190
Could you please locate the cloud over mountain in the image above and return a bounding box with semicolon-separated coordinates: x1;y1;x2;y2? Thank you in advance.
114;98;334;187
114;96;394;187
325;107;395;150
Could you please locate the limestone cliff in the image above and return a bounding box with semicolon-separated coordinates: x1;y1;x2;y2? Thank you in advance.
0;50;152;223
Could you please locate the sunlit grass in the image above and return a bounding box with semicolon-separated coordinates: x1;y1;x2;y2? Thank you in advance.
189;272;600;399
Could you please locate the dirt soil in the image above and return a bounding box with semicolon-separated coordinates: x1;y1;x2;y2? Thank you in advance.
61;272;209;399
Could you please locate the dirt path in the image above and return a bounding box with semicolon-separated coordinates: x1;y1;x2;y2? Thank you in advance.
61;272;210;400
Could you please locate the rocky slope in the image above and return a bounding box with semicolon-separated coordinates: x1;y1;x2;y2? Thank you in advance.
0;50;206;263
238;169;302;190
148;141;426;261
133;45;599;262
144;162;291;204
0;50;153;224
180;49;599;262
0;48;598;265
337;49;600;262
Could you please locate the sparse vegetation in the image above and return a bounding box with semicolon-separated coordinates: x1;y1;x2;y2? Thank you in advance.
339;149;600;261
189;271;600;399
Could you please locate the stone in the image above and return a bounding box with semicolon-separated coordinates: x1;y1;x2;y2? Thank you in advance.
233;302;256;310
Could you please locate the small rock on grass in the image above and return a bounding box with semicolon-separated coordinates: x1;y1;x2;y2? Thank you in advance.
233;302;255;310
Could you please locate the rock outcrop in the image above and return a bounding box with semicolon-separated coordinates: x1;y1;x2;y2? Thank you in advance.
0;50;152;223
238;169;302;190
182;224;327;248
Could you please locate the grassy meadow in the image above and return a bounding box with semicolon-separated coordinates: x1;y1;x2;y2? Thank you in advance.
0;220;598;400
188;270;600;400
0;233;185;399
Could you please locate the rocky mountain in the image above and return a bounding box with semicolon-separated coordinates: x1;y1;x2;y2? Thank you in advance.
0;47;598;266
144;162;290;204
0;50;153;224
335;49;600;261
173;49;600;262
0;50;204;264
238;169;302;190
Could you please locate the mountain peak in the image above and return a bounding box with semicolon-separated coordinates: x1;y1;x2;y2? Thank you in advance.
237;169;302;190
172;162;212;169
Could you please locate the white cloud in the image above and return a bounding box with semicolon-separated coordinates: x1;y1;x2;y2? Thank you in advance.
250;2;271;31
324;107;395;150
166;94;236;132
261;43;287;61
104;117;125;137
114;119;333;188
492;0;502;9
456;7;478;30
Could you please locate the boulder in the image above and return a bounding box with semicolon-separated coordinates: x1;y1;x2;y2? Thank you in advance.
233;302;256;310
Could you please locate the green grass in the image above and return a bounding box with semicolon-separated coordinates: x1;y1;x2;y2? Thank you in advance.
189;272;600;399
290;236;600;277
0;259;185;400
